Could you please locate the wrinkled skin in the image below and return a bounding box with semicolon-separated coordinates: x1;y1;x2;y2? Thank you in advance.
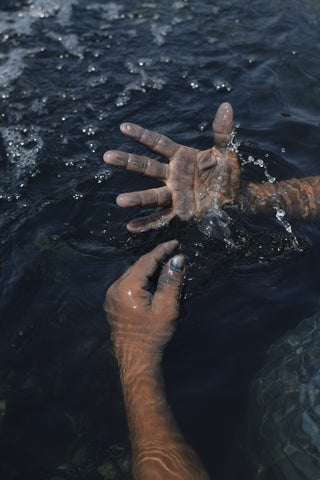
104;240;184;362
104;102;241;232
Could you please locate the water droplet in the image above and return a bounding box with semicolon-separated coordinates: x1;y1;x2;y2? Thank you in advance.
214;80;232;92
198;121;208;131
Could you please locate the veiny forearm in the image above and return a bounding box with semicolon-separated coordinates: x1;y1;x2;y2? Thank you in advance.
238;176;320;219
118;353;210;480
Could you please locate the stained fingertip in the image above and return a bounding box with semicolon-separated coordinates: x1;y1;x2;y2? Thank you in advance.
154;253;184;299
170;254;185;272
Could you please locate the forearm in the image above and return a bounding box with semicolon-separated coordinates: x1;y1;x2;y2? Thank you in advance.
238;176;320;219
118;354;210;480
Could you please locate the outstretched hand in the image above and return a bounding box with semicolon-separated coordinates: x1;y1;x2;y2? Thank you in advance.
104;240;185;364
104;102;241;233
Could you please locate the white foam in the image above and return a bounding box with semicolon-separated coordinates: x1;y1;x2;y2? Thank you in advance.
0;48;40;90
47;32;85;58
0;0;80;92
0;0;78;37
1;125;43;175
151;23;172;46
116;59;166;107
85;2;124;20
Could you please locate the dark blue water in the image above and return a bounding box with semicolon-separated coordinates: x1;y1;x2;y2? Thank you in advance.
1;0;320;479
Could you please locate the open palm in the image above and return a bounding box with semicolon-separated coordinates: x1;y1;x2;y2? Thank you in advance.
104;102;241;233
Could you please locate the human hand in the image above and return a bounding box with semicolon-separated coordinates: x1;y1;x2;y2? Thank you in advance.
104;240;185;366
104;102;240;233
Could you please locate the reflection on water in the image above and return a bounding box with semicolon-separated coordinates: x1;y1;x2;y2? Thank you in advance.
1;0;320;478
248;313;320;480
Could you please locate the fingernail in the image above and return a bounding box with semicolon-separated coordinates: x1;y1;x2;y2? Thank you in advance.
121;123;131;132
116;194;126;206
171;255;185;272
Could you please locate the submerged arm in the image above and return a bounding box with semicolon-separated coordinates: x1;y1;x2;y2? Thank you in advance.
119;355;210;480
239;176;320;219
104;241;210;479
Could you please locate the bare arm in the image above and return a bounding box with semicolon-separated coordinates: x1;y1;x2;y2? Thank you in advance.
104;241;210;479
239;177;320;219
119;357;209;479
104;101;320;227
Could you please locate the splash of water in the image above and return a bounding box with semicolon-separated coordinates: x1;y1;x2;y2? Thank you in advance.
241;154;276;183
273;205;299;249
198;129;238;240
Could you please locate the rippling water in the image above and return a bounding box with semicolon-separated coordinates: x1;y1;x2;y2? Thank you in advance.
1;0;320;479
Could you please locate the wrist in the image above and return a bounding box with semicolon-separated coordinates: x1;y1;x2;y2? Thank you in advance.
111;329;168;366
237;180;278;214
114;342;163;374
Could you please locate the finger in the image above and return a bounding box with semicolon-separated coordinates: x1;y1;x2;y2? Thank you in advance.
104;150;168;181
126;208;175;233
120;123;180;159
117;186;172;209
212;102;234;154
153;254;185;310
134;240;179;289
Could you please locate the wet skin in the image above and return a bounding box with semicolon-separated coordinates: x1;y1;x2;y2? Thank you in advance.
104;102;240;232
240;177;320;219
104;241;210;480
104;102;320;230
104;103;320;479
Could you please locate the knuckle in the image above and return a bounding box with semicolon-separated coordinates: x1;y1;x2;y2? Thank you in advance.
141;157;149;175
106;280;122;300
159;276;180;290
153;133;162;149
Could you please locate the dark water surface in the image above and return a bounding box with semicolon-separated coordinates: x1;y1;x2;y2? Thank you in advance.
1;0;320;479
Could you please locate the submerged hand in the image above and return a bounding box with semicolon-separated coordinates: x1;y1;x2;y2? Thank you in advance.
104;240;185;363
105;243;211;480
104;102;241;232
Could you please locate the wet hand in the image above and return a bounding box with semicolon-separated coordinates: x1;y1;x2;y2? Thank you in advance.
104;240;185;364
104;102;241;232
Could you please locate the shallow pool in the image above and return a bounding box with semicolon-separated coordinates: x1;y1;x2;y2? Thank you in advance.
1;0;320;479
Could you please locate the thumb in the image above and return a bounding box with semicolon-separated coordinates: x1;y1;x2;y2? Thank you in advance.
213;102;234;154
153;255;185;310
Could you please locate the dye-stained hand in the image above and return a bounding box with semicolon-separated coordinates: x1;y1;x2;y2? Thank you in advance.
104;102;241;232
104;240;185;363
